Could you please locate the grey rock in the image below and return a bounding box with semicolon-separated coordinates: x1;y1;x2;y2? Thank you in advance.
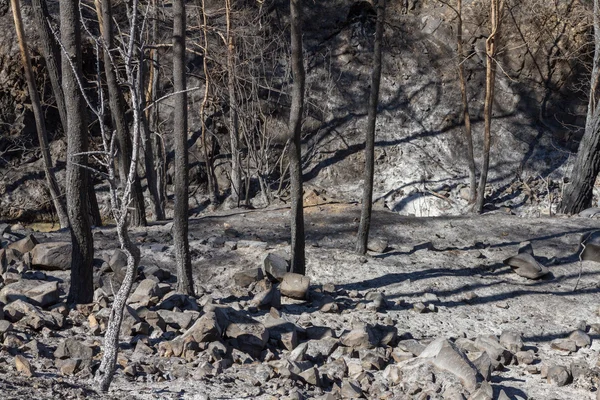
468;381;493;400
570;359;590;380
515;350;535;365
306;337;339;363
225;313;269;357
30;242;71;270
0;279;59;307
128;279;160;305
551;339;577;353
157;309;198;330
340;324;378;349
109;249;128;274
398;339;426;356
263;253;290;282
341;380;363;398
182;311;223;342
471;351;493;381
503;253;549;279
8;234;38;254
280;273;310;300
474;335;512;367
547;365;571;386
419;337;481;392
367;237;388;253
517;241;534;255
579;208;600;218
499;330;523;353
298;365;321;386
365;291;387;310
264;315;298;350
234;268;264;287
569;330;591;348
54;338;93;360
289;341;309;362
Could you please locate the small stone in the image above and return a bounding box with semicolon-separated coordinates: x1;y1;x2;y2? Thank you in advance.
341;325;377;349
128;279;160;305
15;354;33;377
503;253;549;279
58;359;81;375
298;366;321;386
263;253;290;282
367;237;388;253
551;339;577;353
8;234;38;254
547;365;571;386
413;302;428;313
569;330;591;348
182;311;222;343
570;359;590;380
341;380;363;398
280;273;310;300
234;268;264;287
499;330;523;353
515;350;535;365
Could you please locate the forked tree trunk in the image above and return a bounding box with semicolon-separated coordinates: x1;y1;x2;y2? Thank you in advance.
11;0;69;229
226;0;242;206
356;0;385;255
456;0;477;203
61;0;94;304
288;0;306;274
475;0;504;214
31;0;68;132
560;0;600;214
173;0;194;295
97;0;147;227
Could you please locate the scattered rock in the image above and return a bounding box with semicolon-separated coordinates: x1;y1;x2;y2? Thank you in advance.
128;279;160;305
8;234;38;254
551;339;577;353
503;253;549;279
547;365;571;386
367;237;388;253
280;273;310;300
0;279;59;307
54;338;93;360
420;338;481;392
234;268;264;287
569;330;591;348
263;253;290;282
340;324;378;349
14;354;33;377
30;242;71;270
499;330;523;353
182;311;223;343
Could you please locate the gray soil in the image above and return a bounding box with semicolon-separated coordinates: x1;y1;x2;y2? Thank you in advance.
2;203;600;399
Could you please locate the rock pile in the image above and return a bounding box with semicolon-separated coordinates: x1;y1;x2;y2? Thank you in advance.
0;229;598;399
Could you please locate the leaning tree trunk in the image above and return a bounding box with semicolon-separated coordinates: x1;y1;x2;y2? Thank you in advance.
356;0;385;255
11;0;69;229
61;0;94;304
560;0;600;214
31;0;67;132
98;0;146;227
475;0;504;214
173;0;194;295
226;0;242;207
457;0;477;203
288;0;306;275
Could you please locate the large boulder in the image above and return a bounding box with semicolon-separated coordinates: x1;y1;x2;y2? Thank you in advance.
30;242;71;270
263;253;290;282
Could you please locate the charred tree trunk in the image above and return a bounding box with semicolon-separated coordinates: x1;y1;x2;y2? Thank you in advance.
475;0;504;214
288;0;306;274
457;0;477;203
226;0;242;207
173;0;194;295
11;0;69;229
560;0;600;214
61;0;94;304
31;0;67;131
356;0;385;255
98;0;146;227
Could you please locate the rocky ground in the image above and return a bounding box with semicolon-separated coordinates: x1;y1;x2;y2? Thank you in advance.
0;200;600;399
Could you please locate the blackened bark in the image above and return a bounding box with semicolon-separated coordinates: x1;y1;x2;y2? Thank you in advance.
173;0;194;295
560;0;600;214
61;0;94;304
356;0;385;255
226;0;242;206
31;0;67;131
457;0;477;203
288;0;306;274
99;0;146;227
11;0;69;228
